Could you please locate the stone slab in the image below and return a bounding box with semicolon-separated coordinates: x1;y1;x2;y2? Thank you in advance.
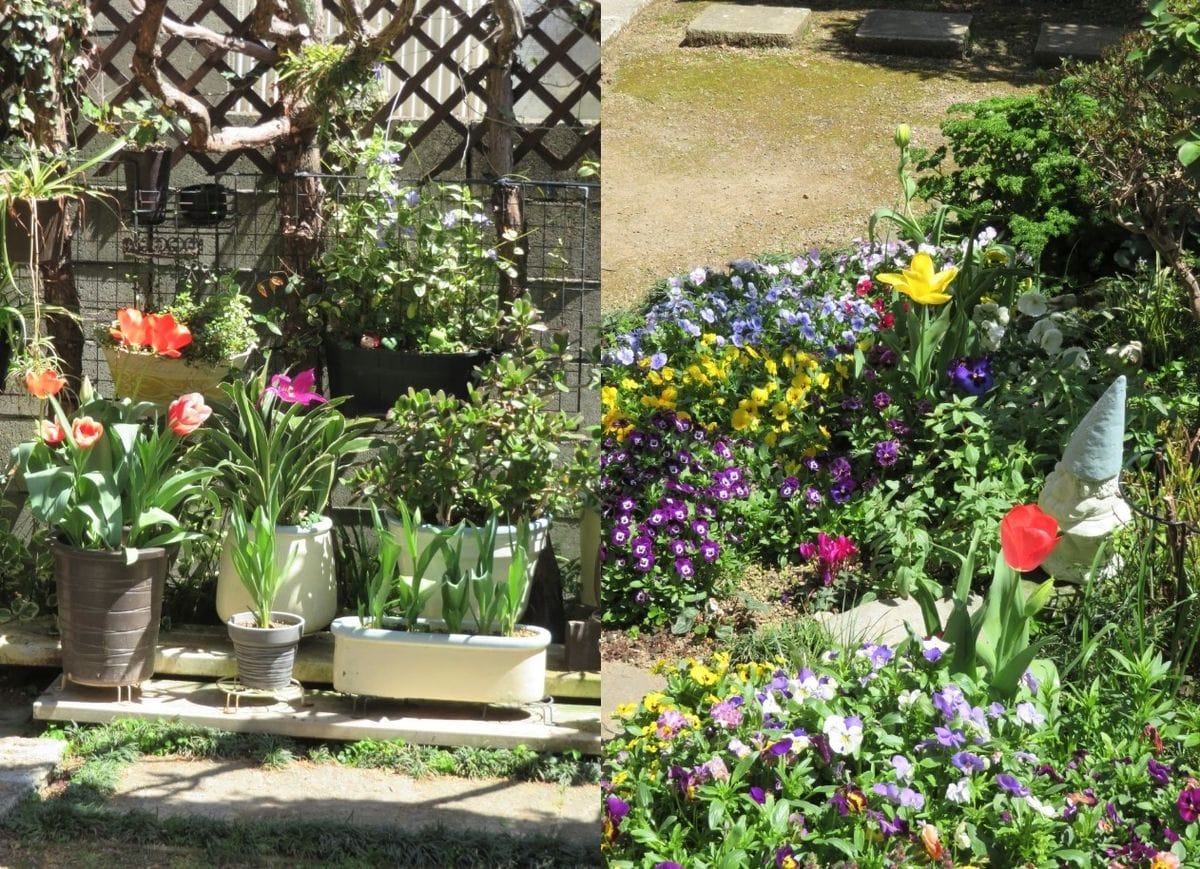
601;0;655;43
855;10;972;58
33;677;601;755
1034;23;1125;65
0;619;599;701
684;4;812;48
0;736;66;817
109;757;599;846
812;595;983;647
600;660;666;741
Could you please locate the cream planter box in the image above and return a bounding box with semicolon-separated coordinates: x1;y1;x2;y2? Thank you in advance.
387;515;551;621
329;616;550;704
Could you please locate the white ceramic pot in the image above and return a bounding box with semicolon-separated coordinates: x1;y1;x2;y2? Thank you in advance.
330;616;550;704
216;516;336;635
387;515;551;621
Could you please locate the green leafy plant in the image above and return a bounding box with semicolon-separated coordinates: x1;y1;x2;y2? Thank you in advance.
204;364;373;527
358;500;455;631
12;385;219;550
80;97;191;151
315;130;514;353
228;504;295;629
0;0;93;142
353;299;589;525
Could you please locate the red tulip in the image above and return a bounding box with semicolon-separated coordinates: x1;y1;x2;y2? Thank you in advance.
111;308;149;349
1000;504;1061;572
167;392;211;436
39;419;64;447
25;368;66;399
71;417;104;449
145;313;192;358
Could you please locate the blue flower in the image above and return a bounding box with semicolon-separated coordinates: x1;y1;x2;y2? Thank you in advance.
995;773;1030;797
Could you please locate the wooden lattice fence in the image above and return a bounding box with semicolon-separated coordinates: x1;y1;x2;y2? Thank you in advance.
82;0;599;176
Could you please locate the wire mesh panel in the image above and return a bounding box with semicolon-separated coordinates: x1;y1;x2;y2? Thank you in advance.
10;171;598;417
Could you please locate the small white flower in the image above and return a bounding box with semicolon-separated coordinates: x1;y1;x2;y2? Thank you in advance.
981;321;1006;351
815;677;837;701
1039;326;1064;355
1025;794;1058;819
955;821;971;849
945;778;971;804
728;738;751;759
822;715;863;755
1017;291;1049;318
898;689;923;710
1061;346;1090;370
689;266;707;286
1016;702;1045;728
760;690;782;717
917;242;939;256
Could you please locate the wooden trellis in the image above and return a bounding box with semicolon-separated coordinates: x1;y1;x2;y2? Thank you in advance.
82;0;599;176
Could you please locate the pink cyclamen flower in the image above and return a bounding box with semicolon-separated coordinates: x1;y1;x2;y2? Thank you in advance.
263;369;327;406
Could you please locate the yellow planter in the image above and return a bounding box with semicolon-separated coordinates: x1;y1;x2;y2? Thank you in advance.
104;345;250;404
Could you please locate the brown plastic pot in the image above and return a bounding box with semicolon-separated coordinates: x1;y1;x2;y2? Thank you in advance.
52;541;168;688
4;198;66;266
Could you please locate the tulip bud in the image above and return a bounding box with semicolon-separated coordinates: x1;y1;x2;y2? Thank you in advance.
894;124;912;148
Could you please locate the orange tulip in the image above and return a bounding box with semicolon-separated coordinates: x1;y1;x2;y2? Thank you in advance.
167;393;211;436
71;417;103;449
39;419;65;447
25;368;66;399
111;308;149;349
920;824;944;861
145;312;192;358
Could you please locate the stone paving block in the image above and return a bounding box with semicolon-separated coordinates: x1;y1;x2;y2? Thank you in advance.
0;737;65;817
855;10;972;58
812;595;983;647
1034;23;1125;65
685;4;812;48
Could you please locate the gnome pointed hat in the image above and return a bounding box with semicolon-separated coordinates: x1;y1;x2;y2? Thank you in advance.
1061;375;1126;481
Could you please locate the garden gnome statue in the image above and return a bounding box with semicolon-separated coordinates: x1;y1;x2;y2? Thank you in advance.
1038;375;1131;583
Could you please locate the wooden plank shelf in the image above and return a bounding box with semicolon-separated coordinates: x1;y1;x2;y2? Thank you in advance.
0;619;600;702
33;677;601;755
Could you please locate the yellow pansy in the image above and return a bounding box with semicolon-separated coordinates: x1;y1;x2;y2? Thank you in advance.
750;386;770;405
815;372;831;390
731;407;757;431
601;385;617;409
764;431;778;447
647;370;662;386
621;377;638;390
743;346;760;359
614;703;637;719
875;252;957;305
764;357;778;376
819;425;831;439
771;400;789;421
660;367;675;382
610;770;630;787
643;691;668;712
689;663;719;686
638;356;652;369
701;332;718;345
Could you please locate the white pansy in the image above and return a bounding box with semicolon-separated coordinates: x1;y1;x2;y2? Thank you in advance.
760;690;782;717
955;821;971;849
1026;794;1058;819
981;321;1006;351
1040;327;1064;355
945;779;971;804
898;688;923;710
822;715;863;756
917;243;939;256
1017;291;1049;317
1061;346;1090;370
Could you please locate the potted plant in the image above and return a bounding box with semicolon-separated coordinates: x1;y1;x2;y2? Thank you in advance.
205;364;373;633
11;380;217;690
82;97;190;225
225;502;304;691
351;299;591;620
315;131;514;413
98;268;258;404
329;501;551;704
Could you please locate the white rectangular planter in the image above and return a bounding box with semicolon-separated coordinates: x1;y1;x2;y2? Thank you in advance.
329;616;551;704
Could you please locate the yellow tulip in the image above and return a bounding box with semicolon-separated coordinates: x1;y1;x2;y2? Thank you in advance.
876;252;958;305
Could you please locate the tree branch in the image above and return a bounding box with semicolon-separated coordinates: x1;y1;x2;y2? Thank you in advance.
338;0;368;38
129;0;278;63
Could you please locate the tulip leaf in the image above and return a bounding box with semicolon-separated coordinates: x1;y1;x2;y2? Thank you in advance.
1024;578;1056;617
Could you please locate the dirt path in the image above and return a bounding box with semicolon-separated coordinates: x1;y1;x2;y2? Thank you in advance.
601;1;1139;312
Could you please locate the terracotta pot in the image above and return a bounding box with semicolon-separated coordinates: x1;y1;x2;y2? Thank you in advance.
330;616;549;704
216;517;336;635
52;541;168;688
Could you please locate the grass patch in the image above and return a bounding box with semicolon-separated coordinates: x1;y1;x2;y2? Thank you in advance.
724;618;834;670
49;719;600;787
0;798;594;868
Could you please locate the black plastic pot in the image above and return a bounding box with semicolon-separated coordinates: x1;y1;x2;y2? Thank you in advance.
178;183;229;225
3;198;66;266
325;345;489;415
123;149;172;225
227;612;305;690
52;541;168;688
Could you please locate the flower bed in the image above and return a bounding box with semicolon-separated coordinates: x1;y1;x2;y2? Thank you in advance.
603;645;1198;867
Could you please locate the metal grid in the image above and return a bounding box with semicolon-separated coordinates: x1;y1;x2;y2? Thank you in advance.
8;168;598;415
